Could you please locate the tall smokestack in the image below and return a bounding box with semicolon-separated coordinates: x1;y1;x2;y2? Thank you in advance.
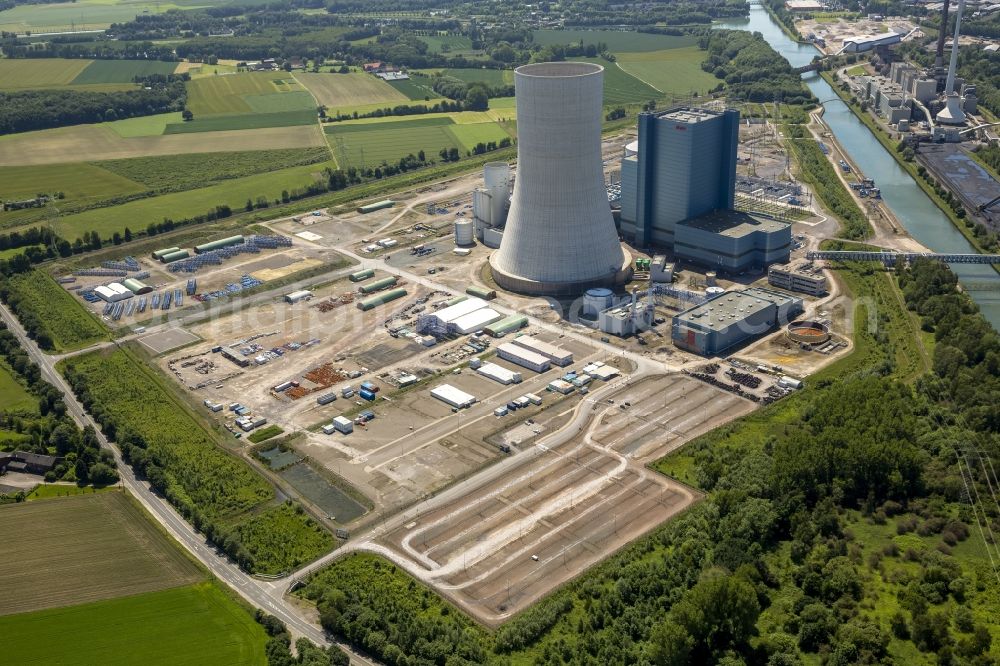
935;0;951;70
936;0;967;125
489;62;628;296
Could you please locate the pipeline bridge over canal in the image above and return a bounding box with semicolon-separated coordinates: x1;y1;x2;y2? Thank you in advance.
807;251;1000;265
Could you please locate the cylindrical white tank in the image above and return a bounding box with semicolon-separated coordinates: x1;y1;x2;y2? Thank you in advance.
483;162;510;227
706;272;717;286
489;62;627;295
455;219;474;246
624;140;639;158
706;286;726;297
583;287;614;317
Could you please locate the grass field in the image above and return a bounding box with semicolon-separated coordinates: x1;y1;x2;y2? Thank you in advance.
294;71;408;107
186;71;305;116
424;68;512;87
447;122;511;150
0;162;146;208
0;0;205;33
568;57;661;104
324;113;511;161
616;48;718;95
0;124;327;167
0;58;90;89
26;483;112;500
0;583;267;666
533;29;701;52
0;362;36;413
51;158;334;240
163;109;317;133
2;272;107;352
385;76;439;100
94;147;330;191
0;491;202;616
71;59;179;84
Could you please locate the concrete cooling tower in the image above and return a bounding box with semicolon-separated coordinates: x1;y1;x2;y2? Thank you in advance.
489;62;629;296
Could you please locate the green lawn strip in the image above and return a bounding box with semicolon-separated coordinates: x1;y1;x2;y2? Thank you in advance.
71;60;179;85
0;582;267;666
25;483;114;500
0;271;107;353
324;115;456;133
248;424;284;443
0;360;38;413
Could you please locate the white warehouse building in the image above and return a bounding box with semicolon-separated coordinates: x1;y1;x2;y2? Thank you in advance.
431;384;477;408
449;308;502;335
95;282;133;302
497;342;551;373
510;335;573;366
477;362;522;385
417;297;489;336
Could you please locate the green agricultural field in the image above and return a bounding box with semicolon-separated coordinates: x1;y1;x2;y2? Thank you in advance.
616;48;719;96
0;362;36;413
0;162;146;208
294;71;408;107
103;111;185;137
26;483;112;500
0;491;203;616
186;71;305;116
51;158;334;240
0;123;327;167
568;57;661;104
60;348;334;574
0;583;267;666
429;68;512;87
325;116;455;133
71;59;179;85
385;76;439;101
0;0;204;33
94;147;330;191
163;108;317;133
0;364;38;412
0;58;90;89
327;121;460;167
533;29;701;52
1;272;107;352
447;122;511;151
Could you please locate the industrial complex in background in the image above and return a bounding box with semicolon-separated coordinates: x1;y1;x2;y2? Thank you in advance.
459;61;813;355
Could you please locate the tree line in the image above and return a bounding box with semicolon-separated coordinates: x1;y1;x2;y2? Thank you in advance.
0;77;186;135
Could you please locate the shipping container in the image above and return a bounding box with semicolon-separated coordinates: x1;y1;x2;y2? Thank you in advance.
359;389;376;401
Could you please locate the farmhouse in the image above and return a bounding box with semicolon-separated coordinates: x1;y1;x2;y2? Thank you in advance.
0;450;61;475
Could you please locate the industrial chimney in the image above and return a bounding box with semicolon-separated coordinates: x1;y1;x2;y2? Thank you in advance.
489;62;629;296
936;0;967;125
934;0;951;72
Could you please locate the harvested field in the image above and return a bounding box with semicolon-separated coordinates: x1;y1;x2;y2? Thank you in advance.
0;124;327;166
0;58;90;89
0;491;203;616
294;72;408;107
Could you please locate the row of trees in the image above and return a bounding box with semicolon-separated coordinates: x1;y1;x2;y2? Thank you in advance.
0;323;118;487
0;79;186;134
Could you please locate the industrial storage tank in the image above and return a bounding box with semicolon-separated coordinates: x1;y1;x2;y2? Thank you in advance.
583;287;614;317
489;62;628;296
455;219;474;246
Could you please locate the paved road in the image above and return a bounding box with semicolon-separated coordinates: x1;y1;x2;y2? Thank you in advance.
0;300;378;665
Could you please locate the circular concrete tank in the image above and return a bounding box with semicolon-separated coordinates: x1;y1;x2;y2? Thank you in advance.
455;219;474;246
787;320;831;344
490;62;628;296
583;287;614;317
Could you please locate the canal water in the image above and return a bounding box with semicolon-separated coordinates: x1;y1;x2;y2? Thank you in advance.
716;7;1000;329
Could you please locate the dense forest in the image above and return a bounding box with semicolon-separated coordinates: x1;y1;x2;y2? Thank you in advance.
0;75;187;134
299;259;999;665
700;30;816;104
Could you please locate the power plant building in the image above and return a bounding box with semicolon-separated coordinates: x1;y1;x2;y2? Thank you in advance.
671;287;803;355
620;107;791;272
489;62;629;295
